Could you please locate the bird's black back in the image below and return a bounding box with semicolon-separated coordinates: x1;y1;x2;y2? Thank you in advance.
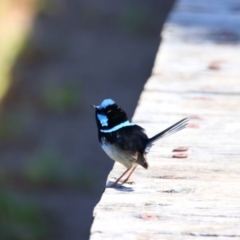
99;125;148;154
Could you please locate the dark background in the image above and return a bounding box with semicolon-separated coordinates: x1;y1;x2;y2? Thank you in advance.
0;0;174;239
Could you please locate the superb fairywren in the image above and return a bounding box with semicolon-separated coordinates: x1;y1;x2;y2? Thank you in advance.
91;99;188;188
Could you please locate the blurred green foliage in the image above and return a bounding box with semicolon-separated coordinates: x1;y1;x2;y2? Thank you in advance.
0;1;93;239
0;190;49;240
42;85;80;112
0;148;93;190
0;114;25;142
119;6;152;34
37;0;65;16
25;148;93;190
25;149;65;186
18;34;67;66
0;3;50;238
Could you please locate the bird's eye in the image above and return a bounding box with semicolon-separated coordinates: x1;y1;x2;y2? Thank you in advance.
107;110;112;113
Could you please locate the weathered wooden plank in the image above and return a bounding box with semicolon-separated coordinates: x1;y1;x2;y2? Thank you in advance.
90;0;240;239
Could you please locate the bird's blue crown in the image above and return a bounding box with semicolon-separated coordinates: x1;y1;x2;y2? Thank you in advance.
98;99;115;109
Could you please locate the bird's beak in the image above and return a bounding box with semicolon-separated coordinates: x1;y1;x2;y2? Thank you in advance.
90;104;97;109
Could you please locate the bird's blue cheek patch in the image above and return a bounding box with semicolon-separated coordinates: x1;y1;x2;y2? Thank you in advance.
97;114;108;126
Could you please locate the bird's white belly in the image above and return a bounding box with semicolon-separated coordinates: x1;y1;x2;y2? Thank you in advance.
101;142;134;169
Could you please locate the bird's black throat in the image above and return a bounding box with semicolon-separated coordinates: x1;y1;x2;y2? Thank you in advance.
95;103;128;131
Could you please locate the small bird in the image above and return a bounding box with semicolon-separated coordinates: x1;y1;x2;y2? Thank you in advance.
91;99;188;188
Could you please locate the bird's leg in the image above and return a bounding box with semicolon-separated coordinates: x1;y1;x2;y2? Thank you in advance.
121;166;137;185
110;168;131;188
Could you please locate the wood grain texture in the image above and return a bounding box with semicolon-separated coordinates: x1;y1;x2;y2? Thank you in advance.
90;0;240;239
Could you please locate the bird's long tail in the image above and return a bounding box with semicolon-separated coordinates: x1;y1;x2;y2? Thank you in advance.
147;118;188;146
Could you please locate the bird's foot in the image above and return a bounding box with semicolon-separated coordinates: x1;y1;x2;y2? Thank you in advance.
121;180;135;185
112;178;135;185
111;177;128;183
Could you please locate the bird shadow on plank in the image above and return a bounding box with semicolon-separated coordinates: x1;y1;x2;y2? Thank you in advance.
106;181;134;192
